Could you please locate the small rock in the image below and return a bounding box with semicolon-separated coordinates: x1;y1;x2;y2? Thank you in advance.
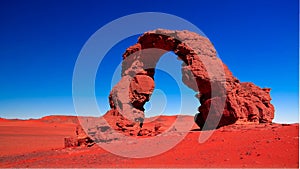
275;137;281;140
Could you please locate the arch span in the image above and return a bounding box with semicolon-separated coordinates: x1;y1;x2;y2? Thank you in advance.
105;29;274;135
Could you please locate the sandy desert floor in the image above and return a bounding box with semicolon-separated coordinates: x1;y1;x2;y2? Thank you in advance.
0;115;298;168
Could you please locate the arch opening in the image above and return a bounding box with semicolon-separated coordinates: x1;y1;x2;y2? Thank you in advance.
144;51;200;118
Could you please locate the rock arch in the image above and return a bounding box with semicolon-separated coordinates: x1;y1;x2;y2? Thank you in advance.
105;29;274;135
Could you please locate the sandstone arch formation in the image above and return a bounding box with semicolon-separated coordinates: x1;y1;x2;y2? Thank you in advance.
105;29;274;135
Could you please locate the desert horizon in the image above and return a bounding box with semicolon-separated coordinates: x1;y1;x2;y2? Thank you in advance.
1;114;299;124
0;114;298;168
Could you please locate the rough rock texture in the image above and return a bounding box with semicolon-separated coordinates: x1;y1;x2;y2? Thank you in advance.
102;109;172;137
64;125;94;148
66;114;184;146
106;29;274;134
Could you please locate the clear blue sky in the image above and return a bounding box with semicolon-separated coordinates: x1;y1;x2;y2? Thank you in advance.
0;0;298;123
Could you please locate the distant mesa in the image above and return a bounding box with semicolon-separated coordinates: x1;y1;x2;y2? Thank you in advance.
40;115;79;124
0;117;8;122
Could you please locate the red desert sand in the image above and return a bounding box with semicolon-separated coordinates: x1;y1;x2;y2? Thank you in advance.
0;115;298;168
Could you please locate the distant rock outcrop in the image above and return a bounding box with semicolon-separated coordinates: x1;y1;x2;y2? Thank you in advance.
40;115;79;124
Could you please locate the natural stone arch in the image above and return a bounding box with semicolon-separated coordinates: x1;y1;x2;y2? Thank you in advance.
105;29;274;135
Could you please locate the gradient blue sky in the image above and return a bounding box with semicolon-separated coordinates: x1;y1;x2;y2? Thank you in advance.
0;0;298;123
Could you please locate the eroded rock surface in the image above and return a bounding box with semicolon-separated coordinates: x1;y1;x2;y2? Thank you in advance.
64;125;94;148
105;29;274;135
